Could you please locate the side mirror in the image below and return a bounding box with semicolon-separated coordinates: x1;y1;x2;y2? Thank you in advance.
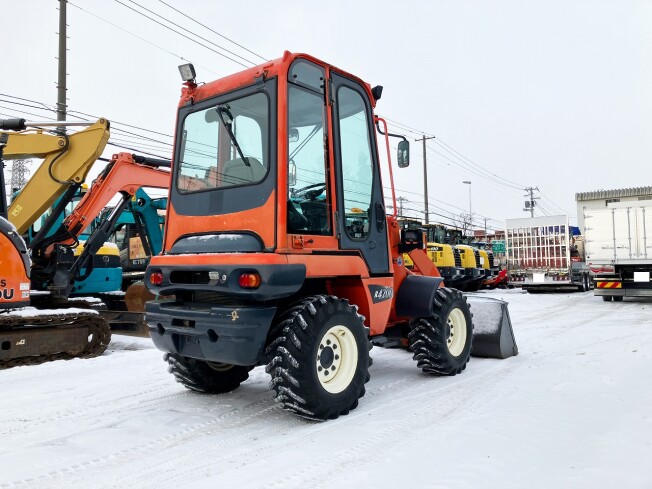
288;159;297;187
289;127;300;143
397;140;410;168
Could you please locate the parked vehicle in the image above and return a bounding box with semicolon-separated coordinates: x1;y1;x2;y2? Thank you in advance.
506;215;591;292
583;203;652;301
144;52;517;420
455;244;485;291
0;118;112;368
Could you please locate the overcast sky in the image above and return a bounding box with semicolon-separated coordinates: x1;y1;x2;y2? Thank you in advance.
2;0;651;231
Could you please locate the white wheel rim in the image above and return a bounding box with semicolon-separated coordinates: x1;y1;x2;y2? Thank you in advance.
447;308;468;357
316;325;358;394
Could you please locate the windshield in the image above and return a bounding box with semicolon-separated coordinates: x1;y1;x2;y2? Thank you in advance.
176;92;269;192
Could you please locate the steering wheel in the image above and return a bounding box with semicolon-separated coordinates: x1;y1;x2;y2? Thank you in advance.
292;182;326;201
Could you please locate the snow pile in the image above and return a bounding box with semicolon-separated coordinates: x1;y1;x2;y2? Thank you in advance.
0;306;98;317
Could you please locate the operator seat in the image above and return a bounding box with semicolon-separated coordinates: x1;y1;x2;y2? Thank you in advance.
221;157;266;186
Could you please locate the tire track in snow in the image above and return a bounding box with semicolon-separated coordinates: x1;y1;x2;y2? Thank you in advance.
0;392;278;489
119;357;520;489
257;362;518;489
0;382;184;442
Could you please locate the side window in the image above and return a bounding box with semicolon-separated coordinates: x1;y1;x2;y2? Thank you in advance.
286;85;331;235
114;224;127;249
337;86;373;240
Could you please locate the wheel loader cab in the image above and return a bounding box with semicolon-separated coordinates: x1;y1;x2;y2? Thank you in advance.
150;54;394;329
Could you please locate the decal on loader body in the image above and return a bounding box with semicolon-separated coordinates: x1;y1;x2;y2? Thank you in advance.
368;285;393;304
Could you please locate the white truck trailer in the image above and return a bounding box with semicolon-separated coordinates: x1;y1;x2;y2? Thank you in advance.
506;215;591;292
583;203;652;301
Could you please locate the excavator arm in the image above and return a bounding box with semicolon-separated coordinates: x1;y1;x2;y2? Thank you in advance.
30;152;171;297
126;188;166;260
0;118;110;234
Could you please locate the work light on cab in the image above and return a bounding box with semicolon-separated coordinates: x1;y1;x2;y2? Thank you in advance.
178;63;196;82
238;272;261;289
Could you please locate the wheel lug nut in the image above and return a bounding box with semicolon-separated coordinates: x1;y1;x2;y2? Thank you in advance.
335;355;339;360
326;339;331;345
318;366;322;371
331;366;335;371
333;344;337;350
324;370;329;376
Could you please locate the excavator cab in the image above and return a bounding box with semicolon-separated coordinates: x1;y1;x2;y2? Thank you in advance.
145;52;516;420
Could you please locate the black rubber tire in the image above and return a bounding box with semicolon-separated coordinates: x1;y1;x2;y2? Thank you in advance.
164;353;253;394
408;287;473;375
602;295;613;302
265;295;370;420
613;296;624;302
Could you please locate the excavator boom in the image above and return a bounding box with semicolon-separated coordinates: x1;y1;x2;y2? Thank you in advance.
2;119;110;234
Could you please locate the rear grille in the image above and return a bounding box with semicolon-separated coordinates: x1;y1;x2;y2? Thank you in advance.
169;270;210;284
453;248;462;268
473;250;481;267
192;290;229;304
190;290;250;307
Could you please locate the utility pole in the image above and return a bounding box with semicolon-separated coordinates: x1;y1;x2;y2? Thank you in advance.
523;186;539;217
56;0;67;131
397;196;408;217
10;159;30;194
415;135;436;224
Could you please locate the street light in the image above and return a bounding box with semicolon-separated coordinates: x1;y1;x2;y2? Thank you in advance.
463;180;472;236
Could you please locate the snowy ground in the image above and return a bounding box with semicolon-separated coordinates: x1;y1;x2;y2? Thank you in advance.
1;289;651;489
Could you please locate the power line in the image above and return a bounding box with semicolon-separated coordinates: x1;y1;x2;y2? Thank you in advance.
113;0;252;68
124;0;258;66
68;2;222;77
157;0;268;62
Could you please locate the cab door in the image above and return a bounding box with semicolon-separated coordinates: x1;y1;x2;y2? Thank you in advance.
330;73;390;275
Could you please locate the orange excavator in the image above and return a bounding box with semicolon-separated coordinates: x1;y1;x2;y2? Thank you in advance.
144;52;517;420
1;117;171;367
30;151;171;300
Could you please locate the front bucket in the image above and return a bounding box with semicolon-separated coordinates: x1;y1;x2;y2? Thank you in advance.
465;295;518;359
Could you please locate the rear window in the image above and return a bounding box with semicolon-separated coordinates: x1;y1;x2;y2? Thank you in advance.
176;92;269;192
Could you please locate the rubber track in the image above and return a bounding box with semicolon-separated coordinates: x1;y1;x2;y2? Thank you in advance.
0;311;111;370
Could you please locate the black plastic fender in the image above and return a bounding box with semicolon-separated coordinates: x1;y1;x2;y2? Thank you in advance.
395;275;445;318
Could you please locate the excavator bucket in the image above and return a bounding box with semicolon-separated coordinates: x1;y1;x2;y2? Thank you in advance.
465;295;518;359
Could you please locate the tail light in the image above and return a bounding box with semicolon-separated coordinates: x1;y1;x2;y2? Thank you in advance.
239;272;261;289
150;272;163;286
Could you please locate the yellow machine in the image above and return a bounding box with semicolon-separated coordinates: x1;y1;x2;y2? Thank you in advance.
456;244;485;291
477;248;490;277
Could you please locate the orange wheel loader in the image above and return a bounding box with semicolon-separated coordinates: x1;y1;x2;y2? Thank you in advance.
145;52;516;420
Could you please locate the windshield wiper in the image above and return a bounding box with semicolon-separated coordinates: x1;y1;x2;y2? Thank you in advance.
216;104;250;167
